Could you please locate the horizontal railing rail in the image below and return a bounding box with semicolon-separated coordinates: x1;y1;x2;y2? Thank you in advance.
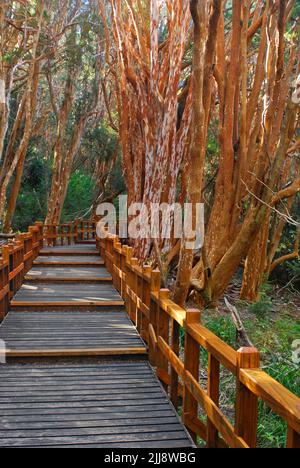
99;229;300;449
44;220;96;246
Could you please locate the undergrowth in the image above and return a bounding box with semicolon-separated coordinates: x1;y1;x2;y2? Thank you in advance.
200;306;300;448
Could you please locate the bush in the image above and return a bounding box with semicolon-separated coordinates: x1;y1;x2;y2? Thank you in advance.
249;284;273;318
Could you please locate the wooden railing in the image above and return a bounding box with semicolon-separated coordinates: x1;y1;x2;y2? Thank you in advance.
0;220;96;320
1;219;299;448
100;230;300;449
43;220;96;246
0;222;43;320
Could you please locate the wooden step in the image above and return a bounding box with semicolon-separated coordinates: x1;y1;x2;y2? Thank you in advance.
0;311;146;358
39;251;99;257
25;266;112;283
39;245;98;256
10;283;124;309
0;363;194;448
75;241;97;245
34;255;105;267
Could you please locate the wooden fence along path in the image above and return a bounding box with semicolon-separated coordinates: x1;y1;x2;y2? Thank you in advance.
0;221;299;448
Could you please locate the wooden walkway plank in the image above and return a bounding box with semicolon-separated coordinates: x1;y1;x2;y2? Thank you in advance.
0;312;146;357
25;266;112;282
10;282;124;308
0;363;194;448
39;245;99;256
34;255;104;266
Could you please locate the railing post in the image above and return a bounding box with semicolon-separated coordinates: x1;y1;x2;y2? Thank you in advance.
81;220;84;242
129;258;138;324
207;353;220;447
28;231;33;268
35;222;44;251
123;246;133;315
29;226;38;260
183;308;201;443
170;309;181;410
149;269;161;367
119;246;127;299
67;222;71;245
156;289;171;391
114;241;122;292
235;347;260;448
91;220;96;240
140;265;151;342
44;225;49;247
287;426;300;448
4;245;13;299
62;225;66;245
14;239;24;292
103;227;109;267
112;238;119;290
98;223;105;259
0;258;9;321
53;224;57;246
1;246;10;318
106;236;111;273
74;219;78;244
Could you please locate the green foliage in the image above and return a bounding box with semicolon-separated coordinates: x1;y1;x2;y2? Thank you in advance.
198;308;300;448
12;154;99;230
287;259;300;283
257;319;300;448
13;191;45;232
61;171;96;222
249;284;273;318
12;156;50;231
204;316;237;347
271;196;300;286
200;316;237;366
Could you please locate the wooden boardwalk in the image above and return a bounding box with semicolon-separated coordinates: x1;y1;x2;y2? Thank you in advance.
0;242;193;448
0;363;192;448
1;222;299;448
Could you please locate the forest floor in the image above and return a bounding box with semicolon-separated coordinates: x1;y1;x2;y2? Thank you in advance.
186;282;300;448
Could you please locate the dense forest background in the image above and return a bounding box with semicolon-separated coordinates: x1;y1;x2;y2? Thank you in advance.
1;0;299;295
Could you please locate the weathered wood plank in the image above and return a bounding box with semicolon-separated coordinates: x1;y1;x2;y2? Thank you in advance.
0;363;193;448
26;266;112;282
0;416;179;431
0;431;191;447
0;311;145;356
11;281;124;307
34;255;104;266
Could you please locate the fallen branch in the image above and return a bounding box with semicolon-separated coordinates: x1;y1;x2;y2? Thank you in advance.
224;297;254;348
